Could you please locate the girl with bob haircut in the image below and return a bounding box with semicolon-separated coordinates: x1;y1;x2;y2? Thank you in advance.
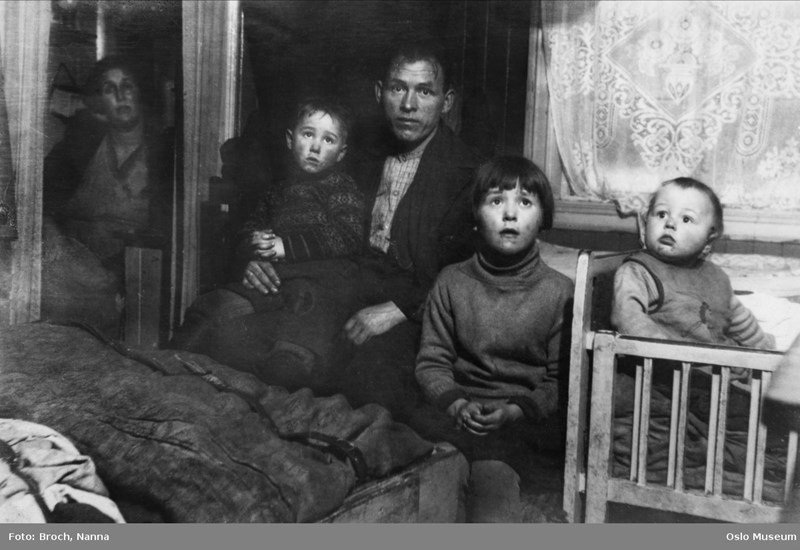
413;155;573;522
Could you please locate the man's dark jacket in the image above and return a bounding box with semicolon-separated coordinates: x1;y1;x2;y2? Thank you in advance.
350;122;482;322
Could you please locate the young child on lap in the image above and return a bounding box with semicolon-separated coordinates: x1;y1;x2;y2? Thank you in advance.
413;156;574;522
238;96;364;289
172;96;364;390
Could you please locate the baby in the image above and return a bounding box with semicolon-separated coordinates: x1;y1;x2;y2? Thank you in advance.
413;156;573;522
612;177;774;351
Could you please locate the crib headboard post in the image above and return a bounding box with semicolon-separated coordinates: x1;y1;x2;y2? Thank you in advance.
563;250;630;522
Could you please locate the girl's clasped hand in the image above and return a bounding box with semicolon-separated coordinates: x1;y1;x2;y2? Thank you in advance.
449;399;523;436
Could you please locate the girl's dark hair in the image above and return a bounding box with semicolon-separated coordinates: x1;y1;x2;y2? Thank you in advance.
291;96;353;142
471;156;555;230
649;177;724;236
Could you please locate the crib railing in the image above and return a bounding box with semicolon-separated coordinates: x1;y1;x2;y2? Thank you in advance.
585;331;795;523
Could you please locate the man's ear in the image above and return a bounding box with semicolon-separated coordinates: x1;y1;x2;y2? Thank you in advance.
285;129;293;150
441;88;455;114
336;144;348;163
374;80;383;105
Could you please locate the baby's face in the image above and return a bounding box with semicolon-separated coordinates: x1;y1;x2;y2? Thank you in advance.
476;182;542;257
285;111;347;174
645;183;716;265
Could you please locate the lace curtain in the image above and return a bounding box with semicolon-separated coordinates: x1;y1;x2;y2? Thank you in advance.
541;0;800;214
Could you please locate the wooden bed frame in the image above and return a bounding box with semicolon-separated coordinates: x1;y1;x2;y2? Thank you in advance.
563;250;798;523
322;442;467;523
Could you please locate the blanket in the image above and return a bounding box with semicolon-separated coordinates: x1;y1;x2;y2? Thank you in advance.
612;365;790;503
0;322;434;523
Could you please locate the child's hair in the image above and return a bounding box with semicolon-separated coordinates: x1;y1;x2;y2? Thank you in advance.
648;177;724;236
471;156;555;230
290;96;353;143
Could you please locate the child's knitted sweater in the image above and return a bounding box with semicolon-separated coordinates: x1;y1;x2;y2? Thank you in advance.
239;168;364;262
415;243;574;423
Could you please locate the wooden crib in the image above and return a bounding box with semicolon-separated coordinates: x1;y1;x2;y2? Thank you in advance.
562;250;798;523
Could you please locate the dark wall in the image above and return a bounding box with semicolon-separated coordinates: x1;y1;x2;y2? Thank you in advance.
240;0;532;157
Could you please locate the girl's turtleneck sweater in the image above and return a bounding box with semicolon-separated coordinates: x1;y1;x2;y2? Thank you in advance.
415;242;574;423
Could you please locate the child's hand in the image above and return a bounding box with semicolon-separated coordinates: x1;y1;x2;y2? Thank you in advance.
447;399;481;433
446;400;496;436
467;401;524;434
250;229;277;259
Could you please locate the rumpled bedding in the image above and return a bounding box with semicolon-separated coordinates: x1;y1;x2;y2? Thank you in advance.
0;418;125;523
0;322;434;523
738;292;800;352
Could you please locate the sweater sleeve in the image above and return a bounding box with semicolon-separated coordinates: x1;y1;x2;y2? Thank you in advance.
726;295;776;350
414;277;468;410
235;193;274;261
511;280;573;423
279;174;365;262
611;261;673;339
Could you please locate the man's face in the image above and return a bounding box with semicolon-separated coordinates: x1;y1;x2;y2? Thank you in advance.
375;58;454;148
644;183;717;265
476;183;542;257
99;68;142;131
285;111;348;174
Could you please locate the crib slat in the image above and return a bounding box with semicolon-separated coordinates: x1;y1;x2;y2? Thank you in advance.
744;373;762;501
637;359;653;485
585;332;620;523
785;430;798;505
668;366;681;487
706;367;721;493
675;363;691;492
631;363;643;481
713;367;730;497
754;372;770;502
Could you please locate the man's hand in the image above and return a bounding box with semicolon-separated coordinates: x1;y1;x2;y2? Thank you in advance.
242;260;281;294
343;301;407;345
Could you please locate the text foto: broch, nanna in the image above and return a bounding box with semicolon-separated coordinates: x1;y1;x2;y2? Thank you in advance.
9;532;110;542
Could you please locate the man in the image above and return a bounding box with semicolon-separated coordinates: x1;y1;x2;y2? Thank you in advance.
173;40;480;416
332;41;482;417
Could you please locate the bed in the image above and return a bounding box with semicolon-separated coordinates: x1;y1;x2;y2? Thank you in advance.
0;321;467;523
554;246;800;523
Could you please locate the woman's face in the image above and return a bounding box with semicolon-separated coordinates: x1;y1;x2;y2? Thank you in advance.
476;182;542;257
99;68;142;131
